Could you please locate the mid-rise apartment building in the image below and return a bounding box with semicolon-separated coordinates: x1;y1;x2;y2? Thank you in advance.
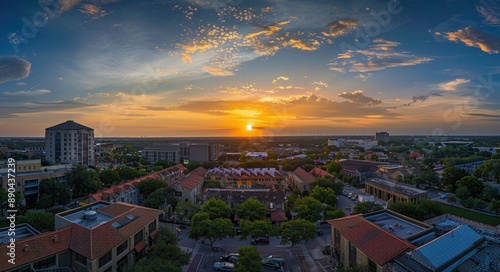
45;120;95;166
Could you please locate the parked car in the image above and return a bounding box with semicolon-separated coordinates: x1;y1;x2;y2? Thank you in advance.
228;256;239;264
440;193;449;199
251;236;270;245
262;255;284;265
235;228;243;235
262;259;284;271
220;253;239;262
213;262;235;271
347;192;353;198
351;194;358;201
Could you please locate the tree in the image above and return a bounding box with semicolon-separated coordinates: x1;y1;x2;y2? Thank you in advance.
240;219;276;240
474;159;500;182
352;201;383;214
155;160;176;169
416;169;439;188
200;198;232;220
38;178;71;208
137;178;167;199
326;208;345;220
143;187;177;209
480;186;499;201
310;186;336;206
310;177;343;195
68;165;102;197
18;211;55;231
293;196;323;222
326;161;342;174
489;198;500;214
455;186;471;199
447;193;457;205
175;201;200;222
455;176;484;197
188;212;235;247
236;198;266;221
440;167;469;190
279;219;316;247
98;169;120;187
336;152;344;160
235;246;262;272
127;227;190;272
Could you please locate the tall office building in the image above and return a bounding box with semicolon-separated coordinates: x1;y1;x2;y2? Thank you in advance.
45;120;95;166
375;132;390;142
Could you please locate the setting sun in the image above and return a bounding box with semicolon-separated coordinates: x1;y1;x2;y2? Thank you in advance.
246;124;253;131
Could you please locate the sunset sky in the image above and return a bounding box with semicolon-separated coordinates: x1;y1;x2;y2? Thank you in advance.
1;0;500;138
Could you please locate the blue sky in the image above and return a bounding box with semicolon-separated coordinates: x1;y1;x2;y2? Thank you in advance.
1;0;500;137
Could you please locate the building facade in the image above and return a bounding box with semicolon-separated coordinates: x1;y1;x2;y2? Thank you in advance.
0;159;73;207
204;167;285;189
365;178;427;204
45;120;95;166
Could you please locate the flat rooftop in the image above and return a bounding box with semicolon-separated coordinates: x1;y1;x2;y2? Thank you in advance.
364;211;430;240
59;202;113;229
0;224;40;244
365;178;427;197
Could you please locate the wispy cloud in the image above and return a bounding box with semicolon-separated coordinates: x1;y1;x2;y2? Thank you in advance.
203;66;234;76
3;89;51;96
337;90;382;106
436;78;470;91
477;0;500;27
0;56;31;84
444;27;500;53
329;39;433;73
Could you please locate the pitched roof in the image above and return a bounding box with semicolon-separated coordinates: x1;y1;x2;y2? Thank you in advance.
409;225;483;270
328;215;416;266
45;120;93;131
271;211;288;221
177;167;206;190
0;226;73;271
69;203;163;259
292;167;315;183
309;167;333;178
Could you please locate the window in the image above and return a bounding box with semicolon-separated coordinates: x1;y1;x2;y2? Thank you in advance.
33;255;56;269
134;231;143;245
149;221;157;233
117;240;128;255
75;253;87;265
99;251;112;267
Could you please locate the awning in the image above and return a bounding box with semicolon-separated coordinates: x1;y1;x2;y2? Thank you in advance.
134;241;147;253
149;229;158;238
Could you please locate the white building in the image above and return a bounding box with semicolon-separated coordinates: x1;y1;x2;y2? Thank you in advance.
45;120;95;166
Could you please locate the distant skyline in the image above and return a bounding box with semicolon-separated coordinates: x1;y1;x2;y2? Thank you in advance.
1;0;500;137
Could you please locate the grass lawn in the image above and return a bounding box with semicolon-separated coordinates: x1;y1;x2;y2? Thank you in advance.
435;202;500;226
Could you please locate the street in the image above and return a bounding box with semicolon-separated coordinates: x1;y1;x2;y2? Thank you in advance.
161;222;335;272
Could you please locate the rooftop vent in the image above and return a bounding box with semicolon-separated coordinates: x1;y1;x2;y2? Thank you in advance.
83;210;97;220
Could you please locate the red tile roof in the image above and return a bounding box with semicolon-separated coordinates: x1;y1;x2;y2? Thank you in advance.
309;167;333;178
175;167;206;190
0;227;73;271
328;215;416;266
270;211;288;221
69;203;163;259
292;167;315;183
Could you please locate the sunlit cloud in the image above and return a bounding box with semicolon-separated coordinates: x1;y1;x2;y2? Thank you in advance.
272;76;289;84
203;66;234;76
436;78;470;91
322;19;357;37
337;90;382;106
444;27;500;53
